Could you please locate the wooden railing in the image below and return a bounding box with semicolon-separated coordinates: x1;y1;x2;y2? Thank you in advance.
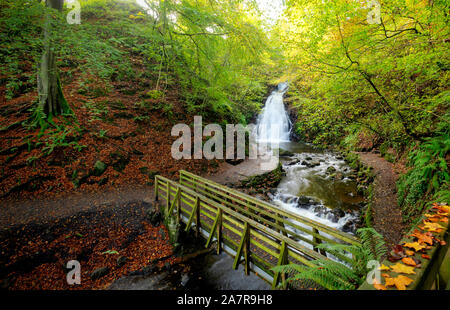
179;171;360;258
155;172;360;289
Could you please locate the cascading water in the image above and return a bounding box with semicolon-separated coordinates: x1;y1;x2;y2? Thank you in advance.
255;83;292;143
252;82;364;255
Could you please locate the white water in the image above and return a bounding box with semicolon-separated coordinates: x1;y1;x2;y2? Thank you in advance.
255;83;291;143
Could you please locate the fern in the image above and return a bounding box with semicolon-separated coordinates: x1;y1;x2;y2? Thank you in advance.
272;228;386;290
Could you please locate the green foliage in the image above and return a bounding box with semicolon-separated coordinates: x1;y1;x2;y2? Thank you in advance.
279;0;449;149
272;228;386;290
397;118;450;222
37;126;86;156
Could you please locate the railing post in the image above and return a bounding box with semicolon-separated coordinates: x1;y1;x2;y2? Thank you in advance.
312;228;326;256
196;197;201;237
166;182;170;209
154;176;159;201
217;209;222;254
176;190;181;222
244;224;251;275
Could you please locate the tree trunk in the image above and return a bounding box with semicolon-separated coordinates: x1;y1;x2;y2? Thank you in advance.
37;0;70;119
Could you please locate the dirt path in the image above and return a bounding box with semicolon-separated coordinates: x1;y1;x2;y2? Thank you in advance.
357;152;405;249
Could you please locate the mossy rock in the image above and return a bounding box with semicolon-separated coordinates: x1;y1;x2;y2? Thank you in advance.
93;160;107;176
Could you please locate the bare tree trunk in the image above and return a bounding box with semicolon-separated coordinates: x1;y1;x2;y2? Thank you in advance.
37;0;70;119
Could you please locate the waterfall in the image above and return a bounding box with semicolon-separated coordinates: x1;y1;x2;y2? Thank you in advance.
255;82;291;143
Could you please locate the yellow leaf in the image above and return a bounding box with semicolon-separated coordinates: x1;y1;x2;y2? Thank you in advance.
378;264;390;271
384;275;414;290
423;222;445;233
403;242;426;251
390;263;416;275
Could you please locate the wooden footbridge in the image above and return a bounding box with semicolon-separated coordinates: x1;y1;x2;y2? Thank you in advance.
154;170;361;289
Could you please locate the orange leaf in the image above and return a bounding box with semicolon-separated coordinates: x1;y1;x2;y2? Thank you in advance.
373;278;386;290
390;263;416;275
384;275;414;290
421;254;431;259
410;230;433;245
405;250;415;256
401;257;417;266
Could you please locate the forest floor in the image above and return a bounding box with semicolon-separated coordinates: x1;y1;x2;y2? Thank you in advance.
358;151;406;249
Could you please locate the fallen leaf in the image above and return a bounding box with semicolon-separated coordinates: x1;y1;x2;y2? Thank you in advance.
390;262;416;275
405;250;415;256
384;275;414;290
421;254;431;259
403;242;426;252
373;278;386;290
378;264;391;271
423;222;445;233
401;257;417;266
410;230;433;245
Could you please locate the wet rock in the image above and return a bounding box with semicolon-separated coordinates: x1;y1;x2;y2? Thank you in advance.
326;166;337;174
331;208;346;219
342;220;356;233
305;156;313;161
326;213;338;223
287;159;300;166
117;256;128;268
90;267;109;280
310;161;320;167
313;205;328;217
